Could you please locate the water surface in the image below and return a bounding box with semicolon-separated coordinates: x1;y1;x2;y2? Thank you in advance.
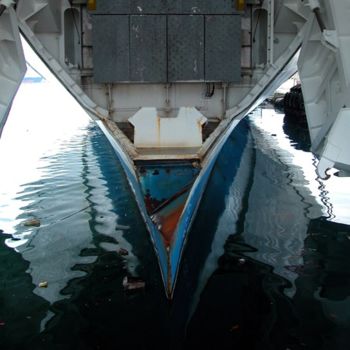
1;81;350;349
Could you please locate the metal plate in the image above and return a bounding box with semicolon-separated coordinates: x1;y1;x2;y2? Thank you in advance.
181;0;236;14
92;12;241;83
96;0;131;13
130;0;178;14
168;15;204;81
92;15;130;83
205;15;241;82
130;15;167;82
95;0;237;14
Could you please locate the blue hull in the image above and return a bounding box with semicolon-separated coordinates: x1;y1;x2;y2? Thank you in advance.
97;117;250;298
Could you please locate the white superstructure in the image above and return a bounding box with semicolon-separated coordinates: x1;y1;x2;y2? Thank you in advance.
1;0;350;298
0;1;349;175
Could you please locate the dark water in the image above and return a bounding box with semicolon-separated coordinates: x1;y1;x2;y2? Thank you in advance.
1;85;350;349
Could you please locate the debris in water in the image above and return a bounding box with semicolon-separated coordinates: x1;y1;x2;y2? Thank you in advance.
230;324;240;332
122;276;145;291
285;264;304;273
118;248;129;256
39;281;48;288
238;258;246;265
0;321;5;326
192;161;201;169
24;219;41;227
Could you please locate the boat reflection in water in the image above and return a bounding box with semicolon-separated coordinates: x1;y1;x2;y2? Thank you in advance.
169;108;321;344
170;109;350;349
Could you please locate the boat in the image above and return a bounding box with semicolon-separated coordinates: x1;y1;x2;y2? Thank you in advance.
1;0;350;298
271;82;305;115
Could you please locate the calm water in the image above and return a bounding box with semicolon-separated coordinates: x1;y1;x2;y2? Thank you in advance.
1;80;350;350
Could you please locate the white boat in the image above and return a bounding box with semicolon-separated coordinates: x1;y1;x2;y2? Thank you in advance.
1;0;350;297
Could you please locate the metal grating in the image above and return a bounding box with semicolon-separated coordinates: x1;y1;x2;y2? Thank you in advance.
92;15;130;83
92;4;242;83
205;15;241;82
129;0;176;14
96;0;238;14
181;0;236;14
168;15;204;81
130;15;167;82
96;0;131;14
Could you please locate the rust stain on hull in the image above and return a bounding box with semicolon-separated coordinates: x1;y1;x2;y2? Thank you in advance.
156;203;185;247
136;161;199;297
